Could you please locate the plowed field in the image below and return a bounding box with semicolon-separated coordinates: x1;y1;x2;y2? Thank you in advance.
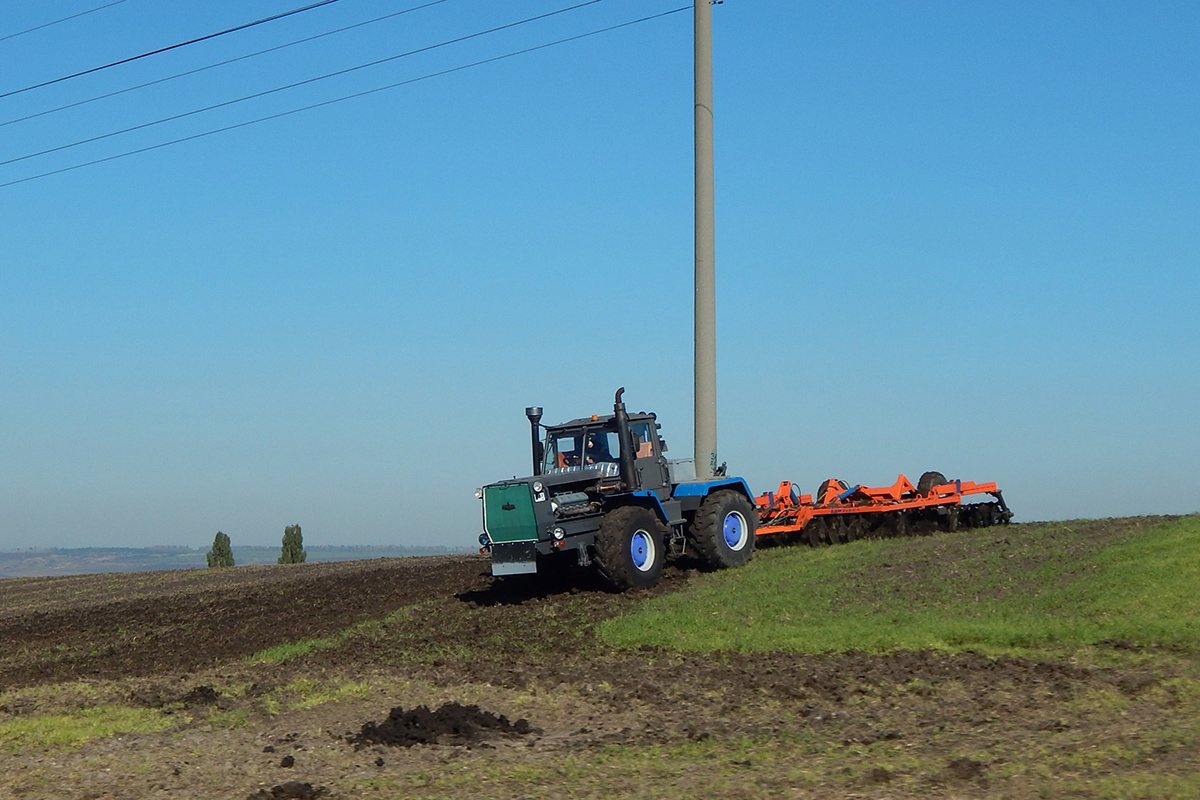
0;525;1196;799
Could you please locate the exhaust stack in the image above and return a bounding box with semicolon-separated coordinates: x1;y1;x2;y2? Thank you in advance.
612;388;639;491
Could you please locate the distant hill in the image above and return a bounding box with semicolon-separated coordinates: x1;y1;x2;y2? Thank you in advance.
0;544;473;579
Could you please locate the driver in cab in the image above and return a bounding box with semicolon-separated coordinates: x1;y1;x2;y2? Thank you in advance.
584;434;616;465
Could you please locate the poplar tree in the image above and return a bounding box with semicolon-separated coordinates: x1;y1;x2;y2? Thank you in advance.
207;531;235;568
279;524;306;564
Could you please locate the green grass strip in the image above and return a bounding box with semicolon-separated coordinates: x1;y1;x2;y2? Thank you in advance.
0;706;178;751
247;616;389;663
600;515;1200;655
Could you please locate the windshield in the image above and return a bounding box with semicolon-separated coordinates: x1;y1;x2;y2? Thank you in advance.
542;421;657;474
543;427;621;475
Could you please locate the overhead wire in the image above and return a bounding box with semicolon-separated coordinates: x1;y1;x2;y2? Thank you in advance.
0;0;347;100
0;0;604;169
0;0;128;44
0;6;690;190
1;0;452;129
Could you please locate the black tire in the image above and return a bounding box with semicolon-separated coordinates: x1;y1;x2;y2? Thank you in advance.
917;471;948;496
593;506;666;591
690;490;757;569
817;479;849;505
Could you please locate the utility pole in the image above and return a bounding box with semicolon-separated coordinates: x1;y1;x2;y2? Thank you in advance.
694;0;717;478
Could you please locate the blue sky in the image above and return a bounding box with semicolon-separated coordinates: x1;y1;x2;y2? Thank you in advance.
1;0;1197;550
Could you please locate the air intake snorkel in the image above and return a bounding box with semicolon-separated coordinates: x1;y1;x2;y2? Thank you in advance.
613;388;640;491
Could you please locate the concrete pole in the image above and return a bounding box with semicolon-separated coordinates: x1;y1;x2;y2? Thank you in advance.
694;0;717;478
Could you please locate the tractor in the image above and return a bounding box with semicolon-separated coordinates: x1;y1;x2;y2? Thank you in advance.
476;388;755;590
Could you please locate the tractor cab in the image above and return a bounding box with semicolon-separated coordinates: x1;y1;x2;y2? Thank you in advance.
541;413;670;495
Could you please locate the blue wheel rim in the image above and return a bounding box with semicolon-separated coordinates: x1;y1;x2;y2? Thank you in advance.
723;511;747;550
631;530;653;570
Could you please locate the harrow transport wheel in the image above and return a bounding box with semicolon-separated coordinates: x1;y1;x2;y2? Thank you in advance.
917;471;948;496
691;490;757;569
817;479;849;505
593;506;665;591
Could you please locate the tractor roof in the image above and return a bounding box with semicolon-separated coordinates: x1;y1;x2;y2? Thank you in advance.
548;411;656;431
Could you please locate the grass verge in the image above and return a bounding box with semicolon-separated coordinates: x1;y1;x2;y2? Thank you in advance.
600;515;1200;656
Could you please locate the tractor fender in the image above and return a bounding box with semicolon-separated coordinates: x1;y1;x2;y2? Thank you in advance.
603;491;671;524
671;478;755;503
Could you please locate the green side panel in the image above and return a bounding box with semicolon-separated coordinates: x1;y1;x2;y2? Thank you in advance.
484;484;538;543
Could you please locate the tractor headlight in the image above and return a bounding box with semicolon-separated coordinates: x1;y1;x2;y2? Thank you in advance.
533;481;544;493
552;527;565;541
474;488;483;500
478;532;491;547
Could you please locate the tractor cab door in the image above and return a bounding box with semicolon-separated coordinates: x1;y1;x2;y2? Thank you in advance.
630;420;670;495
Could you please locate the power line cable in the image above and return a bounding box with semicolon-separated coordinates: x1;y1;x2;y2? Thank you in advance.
0;0;604;169
0;0;128;44
0;6;689;190
0;0;346;100
1;0;451;129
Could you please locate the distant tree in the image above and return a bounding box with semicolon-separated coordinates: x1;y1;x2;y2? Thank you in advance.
279;524;306;564
207;531;235;568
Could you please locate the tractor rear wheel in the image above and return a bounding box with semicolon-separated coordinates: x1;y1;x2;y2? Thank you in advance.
691;490;757;569
594;506;666;591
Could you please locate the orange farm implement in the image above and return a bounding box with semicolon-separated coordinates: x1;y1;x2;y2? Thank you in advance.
754;471;1011;545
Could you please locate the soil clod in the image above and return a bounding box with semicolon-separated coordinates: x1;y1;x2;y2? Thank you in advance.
179;685;220;706
248;782;326;799
946;757;986;780
350;702;538;748
868;767;893;783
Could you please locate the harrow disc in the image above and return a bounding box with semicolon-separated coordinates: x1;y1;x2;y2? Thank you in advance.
943;505;960;533
806;518;828;547
844;516;865;542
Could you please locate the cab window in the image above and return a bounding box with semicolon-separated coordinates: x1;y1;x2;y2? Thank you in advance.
630;422;655;458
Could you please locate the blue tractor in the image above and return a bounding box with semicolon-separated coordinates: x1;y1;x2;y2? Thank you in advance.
477;389;756;590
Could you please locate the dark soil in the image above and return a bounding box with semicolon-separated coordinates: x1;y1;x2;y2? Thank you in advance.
0;556;482;687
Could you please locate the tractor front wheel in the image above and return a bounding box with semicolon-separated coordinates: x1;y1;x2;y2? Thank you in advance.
594;506;666;591
691;490;757;569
